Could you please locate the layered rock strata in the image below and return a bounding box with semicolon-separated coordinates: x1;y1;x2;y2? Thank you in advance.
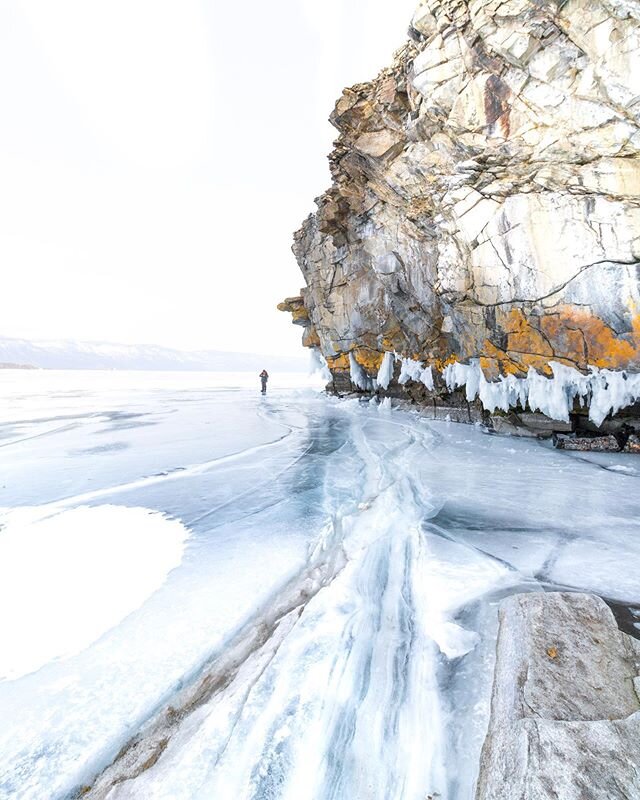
476;592;640;800
280;0;640;432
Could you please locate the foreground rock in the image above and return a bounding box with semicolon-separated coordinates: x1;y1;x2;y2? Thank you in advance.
281;0;640;432
476;592;640;800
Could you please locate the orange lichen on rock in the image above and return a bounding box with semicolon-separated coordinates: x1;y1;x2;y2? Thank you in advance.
503;310;553;360
433;354;458;371
325;353;350;371
480;339;553;378
480;307;640;375
277;296;309;326
540;306;640;370
478;355;501;380
302;327;321;348
353;348;384;372
380;318;406;353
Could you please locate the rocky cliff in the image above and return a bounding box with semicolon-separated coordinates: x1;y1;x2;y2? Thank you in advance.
280;0;640;434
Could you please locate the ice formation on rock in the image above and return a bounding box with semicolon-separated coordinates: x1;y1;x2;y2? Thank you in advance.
444;360;640;426
398;357;434;390
349;352;373;391
376;352;395;390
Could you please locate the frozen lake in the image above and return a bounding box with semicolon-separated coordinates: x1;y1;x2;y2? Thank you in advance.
1;370;639;799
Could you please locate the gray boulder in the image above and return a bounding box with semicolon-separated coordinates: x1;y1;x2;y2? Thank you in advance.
476;592;640;800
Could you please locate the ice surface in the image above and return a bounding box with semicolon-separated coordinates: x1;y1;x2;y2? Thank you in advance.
0;370;639;799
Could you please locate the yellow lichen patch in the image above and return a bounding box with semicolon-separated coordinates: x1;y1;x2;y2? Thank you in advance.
291;306;310;324
380;319;406;353
479;336;554;377
277;296;304;313
483;305;640;374
381;337;397;352
325;353;349;371
277;295;309;326
540;306;640;370
481;341;525;376
433;354;459;371
503;309;553;359
353;348;384;372
302;327;321;348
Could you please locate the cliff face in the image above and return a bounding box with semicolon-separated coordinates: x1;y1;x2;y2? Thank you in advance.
281;0;640;431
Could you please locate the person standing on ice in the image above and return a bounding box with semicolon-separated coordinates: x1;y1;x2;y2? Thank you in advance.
259;369;269;394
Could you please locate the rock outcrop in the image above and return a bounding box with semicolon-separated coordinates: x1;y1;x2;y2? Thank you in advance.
476;592;640;800
281;0;640;432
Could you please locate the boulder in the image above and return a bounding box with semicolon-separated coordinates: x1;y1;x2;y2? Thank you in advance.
476;592;640;800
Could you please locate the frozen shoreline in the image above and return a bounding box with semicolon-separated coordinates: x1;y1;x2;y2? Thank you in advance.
1;373;640;798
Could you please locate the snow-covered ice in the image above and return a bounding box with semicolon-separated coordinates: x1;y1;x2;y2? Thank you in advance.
1;369;639;799
0;505;188;680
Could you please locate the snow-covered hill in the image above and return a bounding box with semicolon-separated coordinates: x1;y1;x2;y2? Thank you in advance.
0;336;308;372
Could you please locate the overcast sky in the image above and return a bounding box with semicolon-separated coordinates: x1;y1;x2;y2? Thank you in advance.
0;0;416;355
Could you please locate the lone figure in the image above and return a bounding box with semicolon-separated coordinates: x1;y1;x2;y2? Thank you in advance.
259;369;269;394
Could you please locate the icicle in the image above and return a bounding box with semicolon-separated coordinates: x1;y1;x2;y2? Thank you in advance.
376;352;395;390
398;357;435;390
378;397;392;413
309;350;332;382
441;359;640;425
589;369;640;426
349;353;373;391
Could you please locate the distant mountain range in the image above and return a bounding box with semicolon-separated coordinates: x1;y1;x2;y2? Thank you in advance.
0;337;308;372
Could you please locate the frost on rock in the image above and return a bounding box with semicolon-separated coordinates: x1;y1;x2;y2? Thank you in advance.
310;349;332;382
443;360;640;426
349;352;374;391
398;357;434;390
376;352;395;390
589;369;640;427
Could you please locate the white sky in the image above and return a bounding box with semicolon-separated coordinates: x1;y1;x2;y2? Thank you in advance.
0;0;416;355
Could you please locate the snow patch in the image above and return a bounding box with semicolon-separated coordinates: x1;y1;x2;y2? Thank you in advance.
0;505;189;680
608;464;637;474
